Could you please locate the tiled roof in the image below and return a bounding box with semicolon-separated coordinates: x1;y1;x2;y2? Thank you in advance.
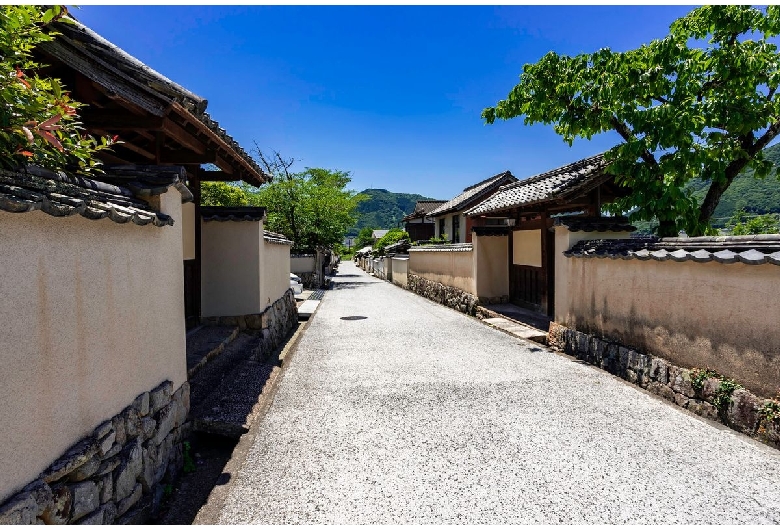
201;206;266;222
41;17;270;186
429;171;517;217
403;200;446;221
408;243;473;252
553;216;635;233
0;165;188;227
264;230;293;245
565;235;780;266
372;230;389;239
466;154;608;216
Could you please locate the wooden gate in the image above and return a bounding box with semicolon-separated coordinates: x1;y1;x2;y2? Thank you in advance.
508;227;554;316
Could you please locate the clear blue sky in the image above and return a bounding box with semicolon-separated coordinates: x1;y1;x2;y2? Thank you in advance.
74;5;695;200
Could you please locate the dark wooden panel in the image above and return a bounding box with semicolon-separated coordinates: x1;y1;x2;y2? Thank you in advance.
510;264;542;310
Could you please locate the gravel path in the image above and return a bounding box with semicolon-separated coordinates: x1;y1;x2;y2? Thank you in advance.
215;261;780;524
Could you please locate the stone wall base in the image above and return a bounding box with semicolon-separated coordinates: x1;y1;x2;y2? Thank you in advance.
548;322;780;451
478;295;509;305
0;381;190;524
200;289;298;358
407;274;479;316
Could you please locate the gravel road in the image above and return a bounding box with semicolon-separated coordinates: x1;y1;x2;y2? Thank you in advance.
214;261;780;524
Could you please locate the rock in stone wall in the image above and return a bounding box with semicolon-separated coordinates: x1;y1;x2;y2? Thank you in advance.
408;274;479;316
548;321;780;451
200;289;299;361
0;381;190;525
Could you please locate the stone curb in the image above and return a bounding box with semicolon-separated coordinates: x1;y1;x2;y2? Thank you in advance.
187;327;240;379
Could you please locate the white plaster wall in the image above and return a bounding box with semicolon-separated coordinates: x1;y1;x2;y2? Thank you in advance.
553;226;633;323
201;220;261;317
0;188;186;502
263;241;291;308
512;229;542;267
291;255;315;274
474;235;509;300
409;249;475;295
561;255;780;397
181;201;195;261
392;257;409;288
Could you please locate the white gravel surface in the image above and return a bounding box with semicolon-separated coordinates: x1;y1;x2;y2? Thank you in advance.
216;262;780;524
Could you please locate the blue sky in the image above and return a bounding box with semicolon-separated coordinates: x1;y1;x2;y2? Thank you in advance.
74;5;695;200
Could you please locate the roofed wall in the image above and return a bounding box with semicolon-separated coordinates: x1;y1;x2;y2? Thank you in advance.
0;187;186;502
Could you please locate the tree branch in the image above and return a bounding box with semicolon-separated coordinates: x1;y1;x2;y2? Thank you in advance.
610;115;661;170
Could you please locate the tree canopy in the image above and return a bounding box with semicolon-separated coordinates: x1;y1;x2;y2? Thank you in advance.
483;5;780;236
0;6;111;173
204;150;366;251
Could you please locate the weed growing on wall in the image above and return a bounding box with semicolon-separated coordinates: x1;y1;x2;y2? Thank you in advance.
690;368;719;393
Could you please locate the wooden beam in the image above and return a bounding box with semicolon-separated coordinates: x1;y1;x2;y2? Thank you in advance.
80;111;164;131
159;150;217;164
198;170;239;182
162;118;208;155
113;141;156;161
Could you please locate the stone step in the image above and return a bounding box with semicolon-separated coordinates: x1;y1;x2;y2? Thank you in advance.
482;317;547;344
298;299;320;320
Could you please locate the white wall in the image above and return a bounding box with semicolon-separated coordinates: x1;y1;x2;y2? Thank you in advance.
0;187;186;502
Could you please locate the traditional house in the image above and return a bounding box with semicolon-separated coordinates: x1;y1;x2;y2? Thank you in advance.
0;15;295;524
465;153;631;317
36;16;279;328
429;171;517;243
402;200;445;242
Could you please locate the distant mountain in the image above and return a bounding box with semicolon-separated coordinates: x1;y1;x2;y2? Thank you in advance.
347;189;439;237
688;143;780;228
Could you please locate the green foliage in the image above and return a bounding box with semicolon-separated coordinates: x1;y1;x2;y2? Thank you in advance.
691;368;719;392
182;441;196;473
760;399;780;422
729;210;780;235
714;378;742;416
354;226;376;250
249;167;366;251
200;181;252;206
349;189;436;237
484;5;780;236
373;227;410;254
0;6;112;173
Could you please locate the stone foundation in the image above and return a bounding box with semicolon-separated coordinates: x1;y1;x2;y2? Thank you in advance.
407;274;479;316
200;289;298;357
0;381;190;524
548;322;780;451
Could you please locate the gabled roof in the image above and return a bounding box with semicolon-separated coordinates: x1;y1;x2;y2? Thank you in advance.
402;200;446;221
38;16;269;187
466;154;608;216
429;171;517;217
372;229;389;239
0;165;189;227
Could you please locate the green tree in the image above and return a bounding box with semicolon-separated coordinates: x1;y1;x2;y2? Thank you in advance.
373;227;410;254
0;6;111;173
354;226;375;249
727;207;780;234
200;181;251;206
250;150;366;250
483;6;780;236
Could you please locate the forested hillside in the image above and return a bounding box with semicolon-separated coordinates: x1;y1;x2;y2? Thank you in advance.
687;143;780;228
347;189;439;236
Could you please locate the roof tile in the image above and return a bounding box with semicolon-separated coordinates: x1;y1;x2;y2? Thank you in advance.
466;154;607;216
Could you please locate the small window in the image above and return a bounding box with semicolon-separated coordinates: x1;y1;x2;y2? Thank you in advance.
452;214;460;243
